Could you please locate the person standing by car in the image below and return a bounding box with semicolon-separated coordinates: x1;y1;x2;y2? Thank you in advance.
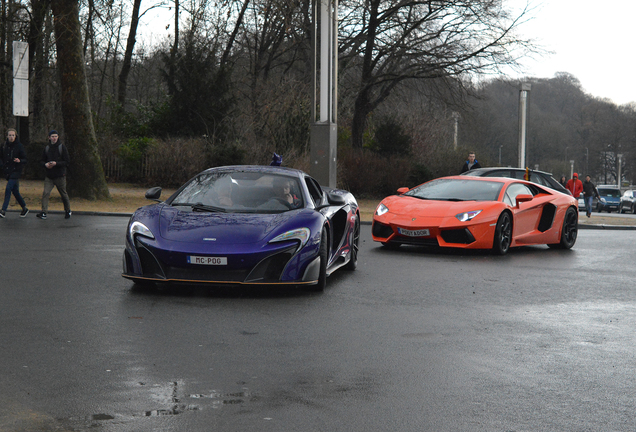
582;175;600;218
566;173;583;200
36;130;72;220
460;151;481;173
559;175;567;188
0;128;29;218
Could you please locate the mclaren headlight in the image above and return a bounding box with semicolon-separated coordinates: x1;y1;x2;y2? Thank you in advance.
129;221;155;239
270;228;311;251
455;210;482;222
376;203;389;216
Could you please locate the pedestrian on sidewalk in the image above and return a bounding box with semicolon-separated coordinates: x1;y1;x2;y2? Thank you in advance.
582;175;600;218
36;130;72;220
566;172;583;198
0;128;29;218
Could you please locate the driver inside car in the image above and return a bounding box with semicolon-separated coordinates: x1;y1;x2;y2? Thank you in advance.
273;178;301;208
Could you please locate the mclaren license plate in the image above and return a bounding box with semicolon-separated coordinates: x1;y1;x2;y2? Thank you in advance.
187;256;228;265
398;228;430;237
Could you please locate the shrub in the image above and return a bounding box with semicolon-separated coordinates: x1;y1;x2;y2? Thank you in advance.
115;137;155;182
338;148;416;198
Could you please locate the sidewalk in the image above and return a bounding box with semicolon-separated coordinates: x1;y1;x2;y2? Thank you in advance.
3;180;636;228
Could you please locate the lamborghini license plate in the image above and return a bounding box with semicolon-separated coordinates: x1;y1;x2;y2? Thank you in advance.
398;228;430;237
188;256;227;265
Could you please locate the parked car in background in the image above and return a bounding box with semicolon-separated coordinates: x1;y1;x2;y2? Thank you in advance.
620;189;636;214
460;167;571;196
596;186;621;212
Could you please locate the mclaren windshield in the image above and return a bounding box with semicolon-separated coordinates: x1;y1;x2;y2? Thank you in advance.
168;171;304;213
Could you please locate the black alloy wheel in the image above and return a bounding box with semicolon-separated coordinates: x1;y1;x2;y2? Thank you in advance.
345;214;360;271
548;206;578;249
492;211;512;255
309;229;329;292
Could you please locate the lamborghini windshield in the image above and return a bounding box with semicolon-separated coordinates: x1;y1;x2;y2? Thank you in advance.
169;171;304;213
404;178;504;202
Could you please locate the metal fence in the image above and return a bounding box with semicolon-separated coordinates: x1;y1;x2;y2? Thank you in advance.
101;154;158;181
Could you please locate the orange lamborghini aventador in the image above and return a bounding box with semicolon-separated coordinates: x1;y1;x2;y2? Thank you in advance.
372;176;579;255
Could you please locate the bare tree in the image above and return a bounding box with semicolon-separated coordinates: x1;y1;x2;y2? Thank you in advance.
338;0;536;148
51;0;109;199
118;0;165;107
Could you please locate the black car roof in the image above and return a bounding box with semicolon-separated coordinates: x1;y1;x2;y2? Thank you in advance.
464;167;555;176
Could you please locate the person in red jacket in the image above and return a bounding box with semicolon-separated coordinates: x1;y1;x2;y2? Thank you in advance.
565;172;583;198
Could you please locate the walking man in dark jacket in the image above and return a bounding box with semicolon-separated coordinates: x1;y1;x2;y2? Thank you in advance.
0;128;29;218
36;130;71;219
582;175;600;218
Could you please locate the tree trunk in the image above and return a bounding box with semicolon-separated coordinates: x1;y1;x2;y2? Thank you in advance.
351;89;371;149
27;0;49;140
51;0;110;200
117;0;142;106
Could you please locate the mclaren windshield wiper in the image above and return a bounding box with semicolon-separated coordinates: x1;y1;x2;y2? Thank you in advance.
191;203;227;213
171;202;227;213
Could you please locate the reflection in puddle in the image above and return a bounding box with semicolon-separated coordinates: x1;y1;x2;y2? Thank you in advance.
190;390;250;408
145;405;199;416
142;380;251;416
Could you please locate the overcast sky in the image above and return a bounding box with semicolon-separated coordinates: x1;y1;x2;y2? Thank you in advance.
506;0;636;105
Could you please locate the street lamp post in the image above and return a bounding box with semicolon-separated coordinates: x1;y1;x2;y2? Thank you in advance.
518;83;531;168
499;145;502;166
570;160;575;180
617;153;623;189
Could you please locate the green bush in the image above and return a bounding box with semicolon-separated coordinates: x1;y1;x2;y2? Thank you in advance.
370;118;412;157
115;137;155;182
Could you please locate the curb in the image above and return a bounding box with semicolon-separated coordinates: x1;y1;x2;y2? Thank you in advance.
578;223;636;230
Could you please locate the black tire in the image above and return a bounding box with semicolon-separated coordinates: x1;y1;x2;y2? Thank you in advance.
632;204;636;214
492;211;512;255
548;206;578;249
309;229;328;292
344;215;360;271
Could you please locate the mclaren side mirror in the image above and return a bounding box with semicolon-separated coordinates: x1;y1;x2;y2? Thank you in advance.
327;192;346;206
145;186;162;201
397;187;409;194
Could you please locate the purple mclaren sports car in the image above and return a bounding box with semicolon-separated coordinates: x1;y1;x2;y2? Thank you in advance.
122;165;360;291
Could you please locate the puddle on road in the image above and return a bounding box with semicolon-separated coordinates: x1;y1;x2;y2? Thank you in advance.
140;380;253;417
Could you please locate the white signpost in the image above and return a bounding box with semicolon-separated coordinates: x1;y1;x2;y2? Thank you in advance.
13;41;29;117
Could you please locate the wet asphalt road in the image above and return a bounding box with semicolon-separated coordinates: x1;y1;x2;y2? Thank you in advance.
1;215;636;431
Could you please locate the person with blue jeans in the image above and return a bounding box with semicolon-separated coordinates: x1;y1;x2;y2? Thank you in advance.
0;128;29;218
582;175;600;218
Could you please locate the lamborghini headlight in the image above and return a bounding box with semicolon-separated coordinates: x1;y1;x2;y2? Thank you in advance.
129;221;155;239
376;203;389;216
270;228;311;250
455;210;482;222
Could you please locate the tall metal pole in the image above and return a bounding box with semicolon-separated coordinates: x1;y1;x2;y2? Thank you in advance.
518;83;531;168
617;153;623;189
310;0;338;187
452;112;459;149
